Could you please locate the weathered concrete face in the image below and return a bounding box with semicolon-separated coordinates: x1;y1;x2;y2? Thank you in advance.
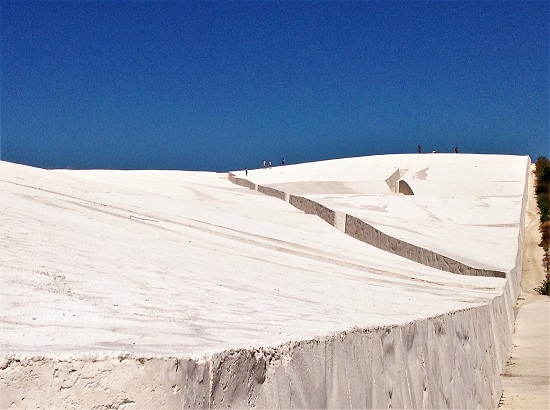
344;214;505;278
0;298;511;409
289;194;335;225
1;154;529;409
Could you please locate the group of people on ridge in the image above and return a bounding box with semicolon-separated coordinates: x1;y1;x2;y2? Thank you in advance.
418;145;459;154
244;158;286;175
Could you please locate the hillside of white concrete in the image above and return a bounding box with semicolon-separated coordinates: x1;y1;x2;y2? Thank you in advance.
0;154;529;408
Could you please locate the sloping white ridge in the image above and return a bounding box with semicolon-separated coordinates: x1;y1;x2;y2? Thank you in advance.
0;153;529;408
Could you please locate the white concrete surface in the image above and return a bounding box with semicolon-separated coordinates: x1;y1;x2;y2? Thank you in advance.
0;153;529;408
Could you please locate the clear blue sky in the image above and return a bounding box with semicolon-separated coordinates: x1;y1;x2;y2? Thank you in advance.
1;0;548;171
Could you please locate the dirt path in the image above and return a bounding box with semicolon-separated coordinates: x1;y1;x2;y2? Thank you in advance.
500;164;550;409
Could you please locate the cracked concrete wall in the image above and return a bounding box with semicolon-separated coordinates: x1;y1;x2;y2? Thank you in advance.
228;173;509;279
257;185;286;201
289;194;335;226
228;173;256;191
1;296;512;409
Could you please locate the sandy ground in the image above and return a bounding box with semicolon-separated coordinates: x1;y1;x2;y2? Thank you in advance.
500;164;550;409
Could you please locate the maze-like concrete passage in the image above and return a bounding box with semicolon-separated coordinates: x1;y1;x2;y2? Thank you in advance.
1;154;529;408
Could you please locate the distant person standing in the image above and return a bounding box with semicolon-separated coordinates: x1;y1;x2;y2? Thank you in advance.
262;160;266;169
282;158;285;165
268;160;272;168
245;167;248;176
418;145;422;153
455;146;459;153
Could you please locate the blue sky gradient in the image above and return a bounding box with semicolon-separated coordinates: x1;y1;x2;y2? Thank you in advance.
2;0;548;171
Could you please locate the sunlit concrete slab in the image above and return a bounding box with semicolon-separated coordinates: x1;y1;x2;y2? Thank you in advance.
0;154;529;408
